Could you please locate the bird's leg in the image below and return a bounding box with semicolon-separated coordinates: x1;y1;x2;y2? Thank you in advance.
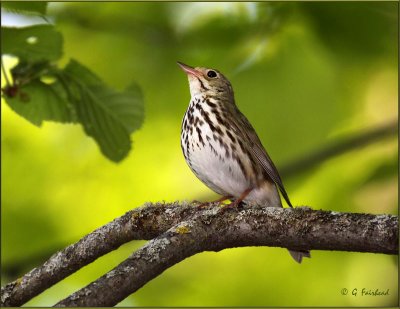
195;195;233;209
222;188;253;210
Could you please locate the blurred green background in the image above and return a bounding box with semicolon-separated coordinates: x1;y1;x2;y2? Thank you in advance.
1;2;398;306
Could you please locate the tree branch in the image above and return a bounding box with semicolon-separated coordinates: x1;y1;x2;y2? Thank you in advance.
1;203;397;307
55;206;397;307
4;122;397;280
280;120;398;177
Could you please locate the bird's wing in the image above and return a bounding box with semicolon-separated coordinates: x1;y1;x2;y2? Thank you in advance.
231;108;293;207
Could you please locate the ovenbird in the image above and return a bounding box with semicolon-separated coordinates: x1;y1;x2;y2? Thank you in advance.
178;62;310;263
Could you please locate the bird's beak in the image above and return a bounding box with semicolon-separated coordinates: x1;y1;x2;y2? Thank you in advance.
177;61;201;77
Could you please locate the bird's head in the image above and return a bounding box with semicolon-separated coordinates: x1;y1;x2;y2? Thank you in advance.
177;62;233;98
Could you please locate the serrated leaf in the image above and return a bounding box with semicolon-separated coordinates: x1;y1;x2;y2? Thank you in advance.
1;2;47;15
4;79;77;126
88;83;144;133
59;59;144;162
1;25;63;62
61;59;144;133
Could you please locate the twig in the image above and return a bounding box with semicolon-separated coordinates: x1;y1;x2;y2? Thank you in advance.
280;121;398;177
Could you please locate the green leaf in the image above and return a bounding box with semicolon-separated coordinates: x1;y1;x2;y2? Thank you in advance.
59;59;144;162
1;1;47;15
3;79;78;126
1;25;63;62
87;82;144;133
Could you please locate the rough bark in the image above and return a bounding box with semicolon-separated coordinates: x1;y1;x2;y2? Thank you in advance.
1;202;198;307
1;202;398;307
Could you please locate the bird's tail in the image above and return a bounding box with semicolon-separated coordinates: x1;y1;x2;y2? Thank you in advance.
288;249;311;263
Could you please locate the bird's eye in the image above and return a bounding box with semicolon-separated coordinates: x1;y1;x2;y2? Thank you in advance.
207;70;217;78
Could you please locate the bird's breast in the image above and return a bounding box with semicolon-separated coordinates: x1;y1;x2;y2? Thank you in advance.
181;97;254;197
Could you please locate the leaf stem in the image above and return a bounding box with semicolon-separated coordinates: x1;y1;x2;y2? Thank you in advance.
1;56;12;88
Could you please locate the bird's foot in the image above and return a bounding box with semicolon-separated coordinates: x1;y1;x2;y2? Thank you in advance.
193;196;232;210
189;200;207;209
197;202;212;210
219;188;252;212
220;200;244;212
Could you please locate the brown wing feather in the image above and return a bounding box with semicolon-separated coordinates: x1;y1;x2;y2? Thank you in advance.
230;107;293;207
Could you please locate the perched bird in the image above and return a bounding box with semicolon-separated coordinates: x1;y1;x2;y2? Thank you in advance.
178;62;310;263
